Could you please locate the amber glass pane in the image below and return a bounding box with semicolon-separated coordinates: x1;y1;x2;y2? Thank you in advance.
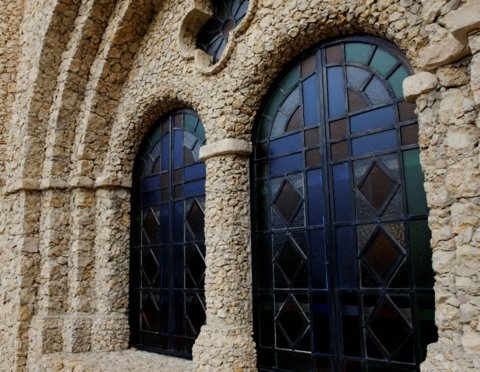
331;141;348;162
329;118;348;139
401;124;419;146
326;44;343;63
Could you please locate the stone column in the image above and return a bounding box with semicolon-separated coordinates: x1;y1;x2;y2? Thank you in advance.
192;138;257;371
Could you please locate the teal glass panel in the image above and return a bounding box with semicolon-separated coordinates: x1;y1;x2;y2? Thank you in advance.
403;149;428;215
345;43;374;64
194;121;205;142
184;114;197;134
280;65;300;95
257;118;271;141
410;220;434;288
264;90;285;118
370;48;398;76
388;66;409;98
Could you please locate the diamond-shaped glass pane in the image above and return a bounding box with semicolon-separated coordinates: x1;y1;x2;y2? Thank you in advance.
277;295;309;348
274;181;302;224
143;208;159;242
359;164;396;210
186;244;205;288
186;293;206;336
362;230;403;281
368;299;411;356
141;295;161;332
187;201;204;239
275;237;305;286
142;250;159;286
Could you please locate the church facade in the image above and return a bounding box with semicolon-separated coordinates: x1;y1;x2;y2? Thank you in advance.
1;0;480;370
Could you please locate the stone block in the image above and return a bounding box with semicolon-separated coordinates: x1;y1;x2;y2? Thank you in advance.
403;71;437;102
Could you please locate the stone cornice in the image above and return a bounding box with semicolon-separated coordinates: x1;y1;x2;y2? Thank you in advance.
199;138;252;161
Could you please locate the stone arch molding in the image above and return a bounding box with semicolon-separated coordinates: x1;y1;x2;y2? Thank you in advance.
177;0;258;74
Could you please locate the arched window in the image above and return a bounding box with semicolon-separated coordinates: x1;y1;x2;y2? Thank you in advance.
130;109;206;358
252;36;437;371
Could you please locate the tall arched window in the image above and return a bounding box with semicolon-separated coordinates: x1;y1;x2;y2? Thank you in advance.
130;109;206;358
252;36;437;371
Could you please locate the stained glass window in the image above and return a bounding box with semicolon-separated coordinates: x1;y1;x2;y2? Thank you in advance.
252;36;437;371
197;0;249;63
130;109;206;358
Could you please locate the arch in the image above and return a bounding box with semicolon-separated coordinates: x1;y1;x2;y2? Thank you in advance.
251;35;437;371
130;108;206;357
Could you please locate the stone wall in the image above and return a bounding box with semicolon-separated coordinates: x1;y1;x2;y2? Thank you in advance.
0;0;479;370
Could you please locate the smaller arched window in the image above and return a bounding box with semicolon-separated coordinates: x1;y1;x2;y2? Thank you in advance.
130;109;206;358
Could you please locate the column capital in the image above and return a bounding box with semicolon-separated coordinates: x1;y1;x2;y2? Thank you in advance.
199;138;251;161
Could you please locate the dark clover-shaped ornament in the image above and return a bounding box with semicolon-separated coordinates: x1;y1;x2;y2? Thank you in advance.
197;0;249;63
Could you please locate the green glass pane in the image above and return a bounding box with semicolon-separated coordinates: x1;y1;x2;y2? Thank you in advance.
184;113;197;134
263;90;285;118
410;220;434;288
279;65;300;94
403;149;428;215
194;120;206;142
370;48;398;76
388;66;409;98
256;118;271;141
345;43;374;64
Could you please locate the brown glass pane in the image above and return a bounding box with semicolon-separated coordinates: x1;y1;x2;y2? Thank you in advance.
256;161;268;178
398;100;416;121
306;149;321;167
161;119;169;134
331;141;348;161
174;114;183;129
274;181;302;223
326;44;343;63
277;295;310;348
142;250;160;286
305;127;319;147
173;169;182;183
368;299;411;356
359;164;396;210
348;89;368;112
275;237;305;285
401;124;419;146
174;185;182;198
362;230;403;281
187;201;204;239
143;209;159;242
184;148;195;165
286;107;303;132
329;118;347;139
301;55;317;78
161;173;168;187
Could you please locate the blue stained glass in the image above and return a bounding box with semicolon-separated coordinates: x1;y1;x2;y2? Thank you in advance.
271;112;289;138
346;66;370;90
185;163;206;181
269;132;302;157
310;229;327;289
352;129;398;156
143;190;161;206
142;175;160;191
269;153;302;177
335;226;357;288
302;74;319;126
173;130;183;168
307;169;325;226
364;76;391;104
160;204;169;244
332;163;352;222
173;202;184;243
327;67;345;118
184;132;197;151
184;180;205;197
350;105;395;134
161;135;169;171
